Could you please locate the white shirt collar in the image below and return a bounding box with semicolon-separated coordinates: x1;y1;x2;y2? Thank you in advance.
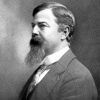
40;46;69;66
34;46;69;86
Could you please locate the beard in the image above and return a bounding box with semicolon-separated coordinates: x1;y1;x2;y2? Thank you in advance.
25;34;44;67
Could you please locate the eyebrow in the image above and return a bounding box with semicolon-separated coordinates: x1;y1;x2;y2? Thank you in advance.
38;22;50;27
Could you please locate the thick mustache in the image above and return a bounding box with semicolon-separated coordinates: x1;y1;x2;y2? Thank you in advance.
32;34;43;42
30;34;43;46
32;33;38;38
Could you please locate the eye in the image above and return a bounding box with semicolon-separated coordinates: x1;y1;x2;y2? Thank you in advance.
31;22;35;28
38;23;46;29
38;22;49;30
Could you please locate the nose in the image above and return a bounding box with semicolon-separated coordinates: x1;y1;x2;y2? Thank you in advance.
32;25;39;35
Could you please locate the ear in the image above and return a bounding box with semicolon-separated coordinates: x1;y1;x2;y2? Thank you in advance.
61;26;69;40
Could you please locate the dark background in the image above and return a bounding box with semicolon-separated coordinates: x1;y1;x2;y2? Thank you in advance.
0;0;100;99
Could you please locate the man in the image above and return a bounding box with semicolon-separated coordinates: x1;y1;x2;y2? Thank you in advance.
19;2;98;100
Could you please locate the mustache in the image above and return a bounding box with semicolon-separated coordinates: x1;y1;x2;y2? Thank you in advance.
30;34;43;47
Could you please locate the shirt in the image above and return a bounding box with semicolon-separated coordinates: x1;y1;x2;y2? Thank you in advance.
35;46;69;85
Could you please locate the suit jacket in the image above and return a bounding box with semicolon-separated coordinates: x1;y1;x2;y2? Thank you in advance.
19;49;98;100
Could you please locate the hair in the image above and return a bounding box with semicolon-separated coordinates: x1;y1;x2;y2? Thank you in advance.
32;2;75;43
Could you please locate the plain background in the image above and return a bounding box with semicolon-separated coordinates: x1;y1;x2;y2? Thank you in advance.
0;0;100;99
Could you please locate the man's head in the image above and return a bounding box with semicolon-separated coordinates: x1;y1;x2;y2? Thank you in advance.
32;2;75;43
26;2;75;66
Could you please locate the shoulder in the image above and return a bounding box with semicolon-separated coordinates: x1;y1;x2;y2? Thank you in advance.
58;58;98;100
64;58;94;82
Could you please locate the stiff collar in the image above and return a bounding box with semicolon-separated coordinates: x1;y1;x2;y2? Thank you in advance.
40;46;69;66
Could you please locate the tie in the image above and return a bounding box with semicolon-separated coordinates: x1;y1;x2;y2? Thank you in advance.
26;64;46;99
19;64;47;100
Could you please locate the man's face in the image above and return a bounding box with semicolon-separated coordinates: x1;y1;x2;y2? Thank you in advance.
32;9;62;52
26;8;62;67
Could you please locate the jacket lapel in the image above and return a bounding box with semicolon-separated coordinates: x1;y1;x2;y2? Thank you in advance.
35;49;76;99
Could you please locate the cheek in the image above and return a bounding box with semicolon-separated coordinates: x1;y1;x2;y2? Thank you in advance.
41;30;51;39
41;27;59;41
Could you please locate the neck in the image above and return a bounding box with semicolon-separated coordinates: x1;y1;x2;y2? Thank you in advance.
44;41;69;57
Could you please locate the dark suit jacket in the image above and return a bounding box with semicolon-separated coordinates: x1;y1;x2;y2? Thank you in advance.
19;49;98;100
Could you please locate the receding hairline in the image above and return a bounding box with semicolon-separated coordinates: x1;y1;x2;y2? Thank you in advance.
32;2;75;25
33;2;69;16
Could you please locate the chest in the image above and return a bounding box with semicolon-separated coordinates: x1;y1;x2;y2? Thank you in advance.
30;64;65;100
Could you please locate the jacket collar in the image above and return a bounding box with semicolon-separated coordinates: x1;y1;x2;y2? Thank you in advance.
48;49;76;74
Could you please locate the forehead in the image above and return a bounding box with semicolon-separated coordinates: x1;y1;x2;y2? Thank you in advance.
33;9;57;23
